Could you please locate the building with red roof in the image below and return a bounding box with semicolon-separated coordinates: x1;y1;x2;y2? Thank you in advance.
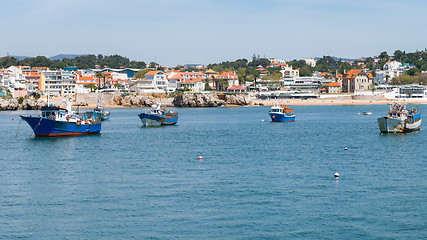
341;69;373;92
323;81;341;93
217;71;239;88
227;85;246;93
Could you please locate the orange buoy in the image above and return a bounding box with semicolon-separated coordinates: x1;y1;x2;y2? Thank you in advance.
199;156;203;161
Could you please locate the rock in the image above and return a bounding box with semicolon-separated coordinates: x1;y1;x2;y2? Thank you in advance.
225;94;250;105
0;98;19;110
0;98;49;111
173;92;225;107
115;95;155;107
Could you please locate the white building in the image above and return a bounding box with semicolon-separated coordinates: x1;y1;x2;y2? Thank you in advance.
304;58;317;67
384;85;427;99
40;70;77;96
280;65;299;78
130;70;168;93
374;61;414;83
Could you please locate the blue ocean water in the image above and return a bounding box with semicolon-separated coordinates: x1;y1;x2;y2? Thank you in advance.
0;105;426;239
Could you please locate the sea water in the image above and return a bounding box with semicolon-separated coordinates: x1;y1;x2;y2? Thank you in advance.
0;105;426;239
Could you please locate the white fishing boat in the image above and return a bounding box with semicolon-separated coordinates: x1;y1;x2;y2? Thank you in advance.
377;101;421;133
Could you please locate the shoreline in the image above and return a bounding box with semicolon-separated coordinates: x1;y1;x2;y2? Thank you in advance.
97;98;427;109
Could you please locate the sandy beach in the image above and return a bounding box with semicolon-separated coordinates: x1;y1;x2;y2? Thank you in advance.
47;93;427;109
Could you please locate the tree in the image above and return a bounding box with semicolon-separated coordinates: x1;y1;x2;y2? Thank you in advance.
370;84;376;93
406;68;420;76
149;62;157;69
135;69;151;79
394;50;404;62
95;71;105;89
385;74;391;83
218;79;228;91
299;65;313;76
378;51;389;59
237;68;247;84
86;84;98;92
114;83;123;89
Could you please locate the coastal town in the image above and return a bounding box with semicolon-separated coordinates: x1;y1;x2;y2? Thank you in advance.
1;50;427;109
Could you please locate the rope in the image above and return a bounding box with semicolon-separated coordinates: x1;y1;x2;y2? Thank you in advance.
29;117;43;138
15;118;22;138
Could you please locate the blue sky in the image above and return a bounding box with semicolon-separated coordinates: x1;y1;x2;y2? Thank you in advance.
1;0;426;66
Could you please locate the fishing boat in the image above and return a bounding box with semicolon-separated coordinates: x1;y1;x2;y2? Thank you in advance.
269;104;295;122
93;98;110;121
377;101;421;133
20;101;101;137
138;103;178;126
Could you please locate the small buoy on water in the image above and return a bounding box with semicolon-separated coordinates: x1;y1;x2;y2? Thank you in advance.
261;119;264;122
334;172;340;178
12;118;14;120
199;156;203;161
344;147;348;151
357;113;360;115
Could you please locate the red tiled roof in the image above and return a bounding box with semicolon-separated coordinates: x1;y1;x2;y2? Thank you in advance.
218;71;237;79
227;86;246;90
344;69;362;79
79;76;95;81
145;70;160;76
324;82;340;87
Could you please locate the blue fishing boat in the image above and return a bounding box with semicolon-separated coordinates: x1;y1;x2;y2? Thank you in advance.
20;101;101;137
377;101;421;133
93;98;110;121
269;104;295;122
138;104;178;126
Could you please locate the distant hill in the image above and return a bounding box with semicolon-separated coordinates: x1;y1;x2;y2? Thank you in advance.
10;55;31;60
314;56;358;62
49;54;89;60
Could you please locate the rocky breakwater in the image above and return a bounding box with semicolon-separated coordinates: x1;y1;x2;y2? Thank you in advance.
0;98;48;111
173;92;250;107
113;95;155;107
224;94;250;106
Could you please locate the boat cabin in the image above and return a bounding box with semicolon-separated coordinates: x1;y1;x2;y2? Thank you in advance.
41;106;68;118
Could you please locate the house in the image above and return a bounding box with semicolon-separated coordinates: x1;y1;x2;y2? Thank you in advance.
304;58;317;67
166;71;208;92
76;76;97;93
227;85;246;93
177;78;205;92
217;71;239;88
256;68;268;76
318;72;333;79
341;69;372;92
130;70;167;93
280;65;299;78
323;82;341;93
374;61;414;83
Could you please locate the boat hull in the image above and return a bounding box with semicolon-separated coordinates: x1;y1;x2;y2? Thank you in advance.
138;113;178;126
20;116;101;137
269;113;295;122
377;117;421;133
